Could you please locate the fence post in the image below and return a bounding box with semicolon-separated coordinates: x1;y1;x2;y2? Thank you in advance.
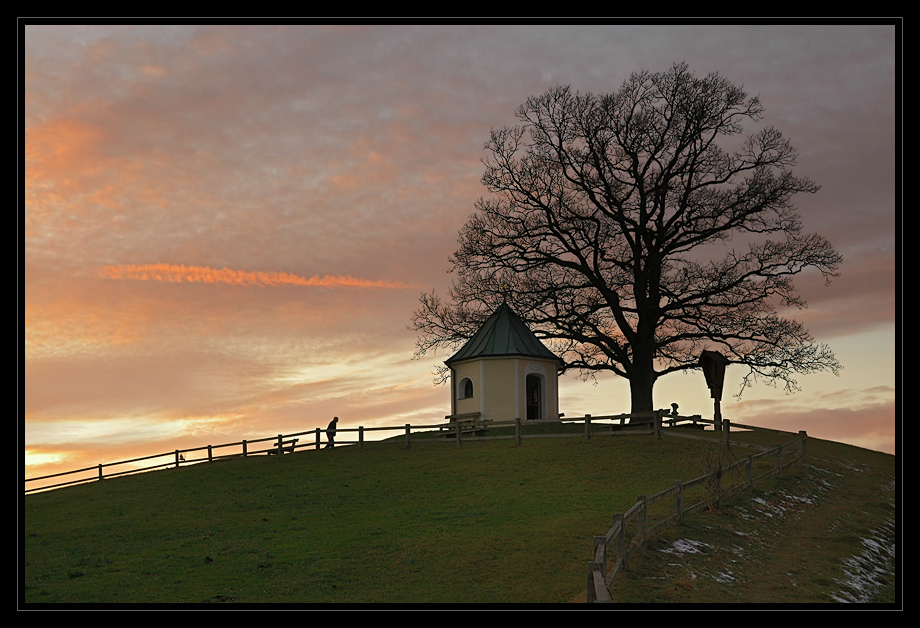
593;535;607;573
359;426;365;448
746;455;753;489
315;428;321;450
673;480;683;523
585;414;592;440
242;440;248;457
175;450;181;468
455;421;462;447
404;424;411;449
617;513;630;572
722;419;731;448
654;411;661;440
208;445;213;462
776;443;784;475
715;460;722;509
637;495;647;541
587;563;596;603
799;430;808;465
588;534;608;602
98;463;104;480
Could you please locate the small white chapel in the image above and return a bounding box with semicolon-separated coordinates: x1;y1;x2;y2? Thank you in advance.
444;302;562;423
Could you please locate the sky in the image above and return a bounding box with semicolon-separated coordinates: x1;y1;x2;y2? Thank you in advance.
22;23;899;487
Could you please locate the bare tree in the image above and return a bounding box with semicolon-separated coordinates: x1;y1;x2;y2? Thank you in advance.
412;63;842;414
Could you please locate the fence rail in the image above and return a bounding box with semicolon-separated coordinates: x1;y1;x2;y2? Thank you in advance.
585;416;808;603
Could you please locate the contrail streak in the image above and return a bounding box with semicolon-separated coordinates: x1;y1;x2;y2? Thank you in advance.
99;263;415;289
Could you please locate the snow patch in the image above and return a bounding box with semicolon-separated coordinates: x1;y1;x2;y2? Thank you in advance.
837;461;868;474
751;491;815;518
659;538;711;556
713;570;736;584
810;465;844;479
751;497;782;518
830;517;895;603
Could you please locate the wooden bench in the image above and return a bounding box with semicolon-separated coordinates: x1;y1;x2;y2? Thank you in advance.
266;438;298;455
663;414;706;430
443;413;492;437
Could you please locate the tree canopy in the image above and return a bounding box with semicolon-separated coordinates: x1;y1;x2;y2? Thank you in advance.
412;63;842;413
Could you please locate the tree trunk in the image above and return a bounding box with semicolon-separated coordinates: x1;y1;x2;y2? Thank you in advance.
628;373;655;418
628;343;656;420
628;327;657;418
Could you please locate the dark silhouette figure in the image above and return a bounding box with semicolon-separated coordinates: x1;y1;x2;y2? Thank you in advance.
325;416;338;449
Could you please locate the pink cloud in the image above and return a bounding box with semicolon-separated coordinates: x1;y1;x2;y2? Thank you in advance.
732;398;896;455
99;263;418;290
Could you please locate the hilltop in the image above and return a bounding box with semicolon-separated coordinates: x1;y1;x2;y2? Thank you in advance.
22;427;897;606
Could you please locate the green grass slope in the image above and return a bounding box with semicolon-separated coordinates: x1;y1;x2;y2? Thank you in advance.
22;429;897;605
607;436;898;605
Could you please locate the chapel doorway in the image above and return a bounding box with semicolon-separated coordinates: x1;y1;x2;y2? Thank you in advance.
526;374;542;421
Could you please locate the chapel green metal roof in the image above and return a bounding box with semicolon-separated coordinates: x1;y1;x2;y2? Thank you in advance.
444;302;561;366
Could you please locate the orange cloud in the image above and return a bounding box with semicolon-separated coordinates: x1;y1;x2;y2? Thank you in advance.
99;263;416;289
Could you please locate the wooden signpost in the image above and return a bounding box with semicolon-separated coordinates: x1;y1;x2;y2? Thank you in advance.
698;351;730;432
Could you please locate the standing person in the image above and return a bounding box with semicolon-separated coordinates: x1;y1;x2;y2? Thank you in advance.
325;416;338;449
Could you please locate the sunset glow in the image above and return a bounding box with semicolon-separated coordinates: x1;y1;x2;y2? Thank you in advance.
23;24;898;491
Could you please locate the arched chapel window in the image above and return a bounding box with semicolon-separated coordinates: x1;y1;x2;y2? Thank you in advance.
459;377;474;399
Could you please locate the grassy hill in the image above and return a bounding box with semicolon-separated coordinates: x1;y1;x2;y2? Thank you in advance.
22;426;897;606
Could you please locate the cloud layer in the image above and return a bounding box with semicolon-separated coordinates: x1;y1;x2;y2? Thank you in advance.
23;24;898;486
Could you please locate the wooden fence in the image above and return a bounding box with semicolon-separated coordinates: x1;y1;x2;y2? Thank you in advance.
24;410;706;494
586;417;808;603
24;422;422;494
